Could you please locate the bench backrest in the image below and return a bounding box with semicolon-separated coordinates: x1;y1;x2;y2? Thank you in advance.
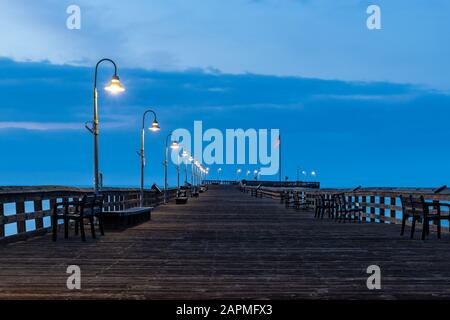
80;194;103;216
400;194;426;217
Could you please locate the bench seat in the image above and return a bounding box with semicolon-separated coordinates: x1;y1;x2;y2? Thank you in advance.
103;207;153;230
175;197;188;204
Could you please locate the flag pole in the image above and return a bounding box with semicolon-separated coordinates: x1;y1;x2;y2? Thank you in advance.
279;134;282;183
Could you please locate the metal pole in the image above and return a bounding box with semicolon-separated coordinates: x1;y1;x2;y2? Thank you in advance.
140;109;158;207
279;134;282;183
93;58;118;195
191;160;194;189
164;133;171;204
184;159;188;186
177;154;180;191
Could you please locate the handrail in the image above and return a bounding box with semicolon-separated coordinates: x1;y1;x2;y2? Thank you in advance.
240;185;450;233
0;186;180;243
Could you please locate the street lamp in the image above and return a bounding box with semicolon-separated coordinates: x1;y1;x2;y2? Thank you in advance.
182;150;189;186
139;109;160;207
164;133;179;203
236;168;242;181
302;170;307;181
218;167;222;182
89;58;125;195
311;171;317;180
254;169;259;181
189;156;194;188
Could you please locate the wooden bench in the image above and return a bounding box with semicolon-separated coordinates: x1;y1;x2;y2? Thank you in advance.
102;207;153;230
176;189;189;204
400;195;450;240
285;192;308;210
335;193;363;223
52;194;105;242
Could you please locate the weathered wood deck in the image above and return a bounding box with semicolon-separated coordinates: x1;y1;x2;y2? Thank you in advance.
1;185;450;300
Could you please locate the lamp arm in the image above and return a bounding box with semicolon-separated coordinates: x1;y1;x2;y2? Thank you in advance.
84;121;94;134
142;109;158;130
94;58;118;89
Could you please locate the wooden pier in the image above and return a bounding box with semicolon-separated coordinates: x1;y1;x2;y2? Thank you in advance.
1;185;450;299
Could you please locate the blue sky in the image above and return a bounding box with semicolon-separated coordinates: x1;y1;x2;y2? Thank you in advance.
0;1;449;188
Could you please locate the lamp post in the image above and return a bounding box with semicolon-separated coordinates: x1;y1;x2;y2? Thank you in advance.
89;58;125;195
189;156;194;190
246;170;251;179
164;133;179;203
195;161;200;186
139;109;160;207
254;170;258;181
236;168;241;181
311;170;317;181
176;152;180;191
218;167;222;183
182;150;189;186
302;170;307;182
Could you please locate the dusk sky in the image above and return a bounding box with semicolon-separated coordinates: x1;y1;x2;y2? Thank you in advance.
0;0;449;188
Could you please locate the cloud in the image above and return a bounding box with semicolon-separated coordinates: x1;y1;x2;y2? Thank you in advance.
0;121;82;131
0;121;129;131
1;1;450;90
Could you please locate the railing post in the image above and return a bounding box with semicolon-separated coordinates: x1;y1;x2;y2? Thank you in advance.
16;201;26;234
390;196;396;224
369;195;375;222
379;196;385;223
0;203;4;238
361;195;367;222
34;199;44;230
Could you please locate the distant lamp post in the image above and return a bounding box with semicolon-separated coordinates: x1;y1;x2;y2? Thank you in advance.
189;156;194;187
246;170;251;179
254;170;259;181
139;109;160;207
164;134;179;203
88;58;125;195
302;170;307;181
182;150;189;186
311;171;317;180
236;169;242;181
218;167;222;182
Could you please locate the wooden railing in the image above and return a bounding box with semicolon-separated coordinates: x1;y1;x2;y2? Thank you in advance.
203;180;239;185
244;181;320;189
204;180;320;188
0;186;179;243
241;185;450;233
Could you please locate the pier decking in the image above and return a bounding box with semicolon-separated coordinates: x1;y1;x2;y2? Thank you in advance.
1;185;450;299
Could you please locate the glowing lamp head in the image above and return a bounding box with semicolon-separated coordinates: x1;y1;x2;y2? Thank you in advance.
182;150;189;157
149;120;160;132
170;141;179;150
189;156;194;162
104;75;125;94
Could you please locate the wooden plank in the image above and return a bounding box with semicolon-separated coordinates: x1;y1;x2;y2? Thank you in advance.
2;185;450;300
379;196;385;223
34;200;44;230
0;203;4;238
15;201;26;233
